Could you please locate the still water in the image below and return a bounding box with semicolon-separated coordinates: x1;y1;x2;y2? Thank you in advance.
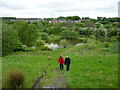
45;39;81;50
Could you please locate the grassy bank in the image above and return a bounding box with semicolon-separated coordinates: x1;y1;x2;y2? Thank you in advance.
2;41;118;88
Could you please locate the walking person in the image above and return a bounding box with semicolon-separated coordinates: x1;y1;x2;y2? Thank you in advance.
58;56;64;70
65;56;71;71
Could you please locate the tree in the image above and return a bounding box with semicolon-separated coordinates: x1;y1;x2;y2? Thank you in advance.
66;16;80;21
39;32;49;41
79;28;92;36
2;24;20;56
15;21;38;46
93;28;107;41
60;30;79;39
49;24;63;35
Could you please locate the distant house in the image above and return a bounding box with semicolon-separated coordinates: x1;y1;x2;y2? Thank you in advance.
29;18;43;23
10;18;44;23
10;18;82;23
50;19;82;23
10;19;19;22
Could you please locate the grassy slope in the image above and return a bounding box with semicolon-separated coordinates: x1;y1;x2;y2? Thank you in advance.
2;41;118;88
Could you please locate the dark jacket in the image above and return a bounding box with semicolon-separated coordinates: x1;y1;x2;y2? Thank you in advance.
65;58;71;65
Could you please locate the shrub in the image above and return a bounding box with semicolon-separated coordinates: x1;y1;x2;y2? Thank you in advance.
79;28;92;36
101;48;111;52
21;45;36;52
87;43;96;49
116;35;120;41
110;36;118;42
103;42;109;48
60;30;79;40
36;38;45;48
7;70;25;88
79;38;88;43
41;45;51;50
49;34;61;40
39;32;49;41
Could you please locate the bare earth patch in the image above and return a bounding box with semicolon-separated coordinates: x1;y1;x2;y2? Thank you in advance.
43;70;67;88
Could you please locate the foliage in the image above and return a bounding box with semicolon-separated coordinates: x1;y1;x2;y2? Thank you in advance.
101;48;111;52
79;38;88;43
79;28;92;36
57;16;80;21
75;23;84;28
107;28;118;37
2;16;119;56
39;32;49;41
49;34;61;40
36;38;45;48
110;36;119;42
21;45;36;52
41;45;51;50
93;28;107;41
49;24;63;35
2;24;20;56
83;20;95;27
103;42;109;48
60;30;79;40
15;21;38;46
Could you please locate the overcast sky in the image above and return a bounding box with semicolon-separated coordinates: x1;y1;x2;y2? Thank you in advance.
0;0;119;18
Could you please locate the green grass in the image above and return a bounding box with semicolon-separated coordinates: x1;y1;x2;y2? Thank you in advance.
2;41;118;88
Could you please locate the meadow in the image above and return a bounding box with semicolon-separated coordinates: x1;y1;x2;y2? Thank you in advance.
2;40;118;88
2;17;119;88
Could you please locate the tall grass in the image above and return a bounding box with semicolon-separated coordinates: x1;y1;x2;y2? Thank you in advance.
7;70;25;88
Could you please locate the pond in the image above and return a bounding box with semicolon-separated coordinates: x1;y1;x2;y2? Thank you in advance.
45;39;82;50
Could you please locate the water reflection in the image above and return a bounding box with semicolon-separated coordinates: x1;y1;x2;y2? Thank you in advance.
46;39;82;50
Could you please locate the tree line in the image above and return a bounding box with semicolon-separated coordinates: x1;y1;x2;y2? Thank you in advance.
2;17;120;56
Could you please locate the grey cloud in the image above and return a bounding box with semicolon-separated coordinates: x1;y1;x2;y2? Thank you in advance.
0;0;118;18
0;0;30;10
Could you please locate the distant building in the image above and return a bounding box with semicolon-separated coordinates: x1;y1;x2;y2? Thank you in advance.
28;18;43;23
10;18;44;23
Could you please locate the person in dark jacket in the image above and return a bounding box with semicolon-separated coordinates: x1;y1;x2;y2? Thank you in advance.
58;56;64;70
65;56;71;71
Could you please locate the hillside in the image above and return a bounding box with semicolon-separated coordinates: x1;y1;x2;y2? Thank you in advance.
2;41;118;88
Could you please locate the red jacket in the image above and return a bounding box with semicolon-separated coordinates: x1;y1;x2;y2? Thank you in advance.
58;57;64;64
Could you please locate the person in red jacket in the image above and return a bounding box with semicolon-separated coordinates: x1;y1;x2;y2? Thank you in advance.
58;56;64;70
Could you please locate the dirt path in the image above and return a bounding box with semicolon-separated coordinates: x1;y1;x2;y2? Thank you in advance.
43;70;67;88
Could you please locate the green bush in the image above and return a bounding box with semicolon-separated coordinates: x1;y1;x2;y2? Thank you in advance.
49;34;61;40
36;38;45;48
60;30;79;40
21;45;36;52
40;32;49;41
79;28;92;36
103;42;109;48
41;45;51;50
110;36;118;42
79;38;88;43
7;70;25;88
101;48;111;52
87;43;96;49
116;35;120;41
